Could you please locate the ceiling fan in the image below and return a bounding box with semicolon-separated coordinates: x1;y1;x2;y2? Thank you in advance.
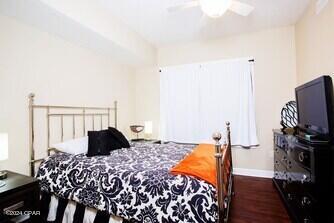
168;0;254;18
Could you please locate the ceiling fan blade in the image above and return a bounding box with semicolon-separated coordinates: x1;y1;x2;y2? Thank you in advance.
229;0;254;16
167;0;200;13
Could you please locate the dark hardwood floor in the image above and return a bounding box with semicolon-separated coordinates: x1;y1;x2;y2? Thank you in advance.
229;175;291;223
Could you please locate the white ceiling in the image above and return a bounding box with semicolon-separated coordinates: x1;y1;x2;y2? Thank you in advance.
98;0;311;47
0;0;156;66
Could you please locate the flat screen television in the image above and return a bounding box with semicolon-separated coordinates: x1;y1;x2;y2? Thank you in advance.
295;75;334;141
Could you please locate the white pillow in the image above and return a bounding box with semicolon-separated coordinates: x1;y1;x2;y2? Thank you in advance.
51;136;88;155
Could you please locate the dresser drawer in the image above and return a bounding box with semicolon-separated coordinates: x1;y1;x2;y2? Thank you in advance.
287;142;312;170
286;158;313;184
274;133;288;149
274;146;288;165
274;159;287;181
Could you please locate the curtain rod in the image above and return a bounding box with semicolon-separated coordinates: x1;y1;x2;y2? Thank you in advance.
159;59;255;72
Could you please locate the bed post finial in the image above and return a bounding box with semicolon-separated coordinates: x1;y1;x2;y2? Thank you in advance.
213;132;222;154
226;121;230;130
212;132;222;144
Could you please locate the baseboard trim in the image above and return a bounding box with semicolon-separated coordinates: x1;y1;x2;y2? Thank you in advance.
233;168;274;178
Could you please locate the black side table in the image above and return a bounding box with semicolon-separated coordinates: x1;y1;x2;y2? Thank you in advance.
0;171;40;223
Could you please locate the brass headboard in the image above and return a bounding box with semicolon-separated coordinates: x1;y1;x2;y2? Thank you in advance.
28;93;118;176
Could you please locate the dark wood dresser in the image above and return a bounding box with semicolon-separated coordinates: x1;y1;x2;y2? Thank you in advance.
273;130;334;223
0;171;40;223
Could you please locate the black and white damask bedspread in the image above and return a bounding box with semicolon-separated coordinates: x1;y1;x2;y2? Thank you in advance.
36;142;218;223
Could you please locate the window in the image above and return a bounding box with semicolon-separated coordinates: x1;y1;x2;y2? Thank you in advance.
160;58;258;147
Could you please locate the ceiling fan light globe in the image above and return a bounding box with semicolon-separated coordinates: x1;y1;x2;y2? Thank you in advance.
199;0;232;18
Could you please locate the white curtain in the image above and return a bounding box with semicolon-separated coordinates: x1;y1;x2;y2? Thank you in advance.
160;58;258;147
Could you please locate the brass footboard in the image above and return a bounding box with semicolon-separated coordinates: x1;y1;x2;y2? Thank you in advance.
213;122;234;223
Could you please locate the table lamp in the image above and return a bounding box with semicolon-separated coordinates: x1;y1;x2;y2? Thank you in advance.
130;125;144;141
144;121;153;140
0;133;8;187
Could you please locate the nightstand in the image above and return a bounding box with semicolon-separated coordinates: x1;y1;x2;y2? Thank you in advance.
0;171;40;223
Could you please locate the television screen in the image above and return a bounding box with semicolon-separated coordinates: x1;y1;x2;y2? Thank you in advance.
295;76;334;138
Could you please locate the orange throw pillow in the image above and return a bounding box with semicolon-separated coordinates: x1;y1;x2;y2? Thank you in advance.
170;144;218;186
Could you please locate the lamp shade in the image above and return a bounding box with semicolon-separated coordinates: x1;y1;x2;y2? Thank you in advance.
0;133;8;161
144;121;153;134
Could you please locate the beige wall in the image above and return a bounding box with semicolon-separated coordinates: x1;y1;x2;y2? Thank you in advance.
295;0;334;84
135;26;297;171
3;2;322;175
0;15;136;175
134;67;160;140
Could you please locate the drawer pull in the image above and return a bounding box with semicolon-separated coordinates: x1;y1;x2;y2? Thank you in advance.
304;218;311;223
301;174;309;184
299;152;305;162
282;181;287;188
301;196;311;206
3;201;25;211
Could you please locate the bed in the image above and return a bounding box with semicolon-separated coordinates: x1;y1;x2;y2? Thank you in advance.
28;93;234;223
